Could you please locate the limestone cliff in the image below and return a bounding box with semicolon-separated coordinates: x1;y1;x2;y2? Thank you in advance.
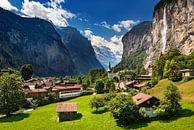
122;21;152;59
146;0;194;67
114;21;152;72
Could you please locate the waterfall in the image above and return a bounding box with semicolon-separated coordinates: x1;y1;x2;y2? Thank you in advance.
161;6;167;53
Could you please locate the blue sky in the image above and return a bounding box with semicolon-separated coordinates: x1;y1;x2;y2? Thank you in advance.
0;0;160;67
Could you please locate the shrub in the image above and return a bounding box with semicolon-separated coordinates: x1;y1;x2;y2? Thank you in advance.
20;64;33;80
95;80;105;94
0;73;25;115
103;92;117;103
108;94;141;125
90;97;106;111
154;83;181;118
104;78;115;92
47;92;57;103
31;99;38;110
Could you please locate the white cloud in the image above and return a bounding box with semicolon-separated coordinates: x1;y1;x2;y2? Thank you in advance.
0;0;18;11
112;20;140;32
94;21;111;29
21;0;75;27
112;24;122;32
95;20;140;32
82;29;123;61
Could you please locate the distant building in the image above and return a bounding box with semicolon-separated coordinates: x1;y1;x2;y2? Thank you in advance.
179;69;194;77
125;81;136;90
24;79;82;99
107;62;120;82
56;103;78;121
133;82;150;91
135;75;152;82
147;65;153;76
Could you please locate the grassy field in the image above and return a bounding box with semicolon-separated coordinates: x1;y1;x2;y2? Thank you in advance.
1;80;194;130
150;79;194;102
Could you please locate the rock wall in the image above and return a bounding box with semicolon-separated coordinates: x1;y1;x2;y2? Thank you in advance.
146;0;194;67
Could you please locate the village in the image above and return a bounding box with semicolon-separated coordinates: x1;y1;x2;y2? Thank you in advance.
1;61;194;122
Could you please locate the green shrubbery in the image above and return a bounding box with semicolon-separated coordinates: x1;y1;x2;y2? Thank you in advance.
153;48;194;82
113;51;147;74
154;83;181;118
108;94;142;125
20;64;33;80
0;73;25;115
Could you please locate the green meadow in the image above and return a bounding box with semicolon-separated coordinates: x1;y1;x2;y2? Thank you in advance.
1;80;194;130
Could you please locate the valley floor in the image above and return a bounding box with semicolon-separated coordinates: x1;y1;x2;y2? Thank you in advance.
1;80;194;130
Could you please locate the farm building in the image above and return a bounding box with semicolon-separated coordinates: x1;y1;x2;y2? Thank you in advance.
179;69;194;77
56;103;78;121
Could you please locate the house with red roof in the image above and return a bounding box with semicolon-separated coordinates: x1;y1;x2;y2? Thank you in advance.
133;93;159;117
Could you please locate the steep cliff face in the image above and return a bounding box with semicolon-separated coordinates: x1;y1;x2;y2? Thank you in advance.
0;7;76;76
122;21;152;59
146;0;194;66
57;27;103;74
114;21;152;72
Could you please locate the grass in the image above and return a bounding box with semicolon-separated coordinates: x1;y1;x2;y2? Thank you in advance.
1;79;194;130
0;95;122;130
149;79;194;102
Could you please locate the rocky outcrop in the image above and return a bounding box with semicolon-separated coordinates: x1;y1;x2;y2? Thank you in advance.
146;0;194;67
0;7;76;76
122;21;152;59
56;27;103;74
113;21;152;72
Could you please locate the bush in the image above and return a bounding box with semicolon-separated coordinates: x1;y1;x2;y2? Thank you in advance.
31;99;38;109
0;73;25;115
128;89;138;96
154;83;181;118
103;92;117;103
90;97;106;111
108;94;142;125
95;80;105;94
104;78;115;92
47;92;57;103
20;64;33;80
38;96;49;106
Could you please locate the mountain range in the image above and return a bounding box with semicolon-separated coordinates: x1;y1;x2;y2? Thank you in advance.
0;7;103;76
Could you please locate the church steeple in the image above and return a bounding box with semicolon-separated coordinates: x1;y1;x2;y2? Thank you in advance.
107;61;112;72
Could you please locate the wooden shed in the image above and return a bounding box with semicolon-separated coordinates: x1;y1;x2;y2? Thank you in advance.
56;103;78;121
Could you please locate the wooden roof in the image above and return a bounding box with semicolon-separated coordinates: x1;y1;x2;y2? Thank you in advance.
179;69;194;72
56;103;77;113
134;82;148;88
125;81;135;86
133;93;153;106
